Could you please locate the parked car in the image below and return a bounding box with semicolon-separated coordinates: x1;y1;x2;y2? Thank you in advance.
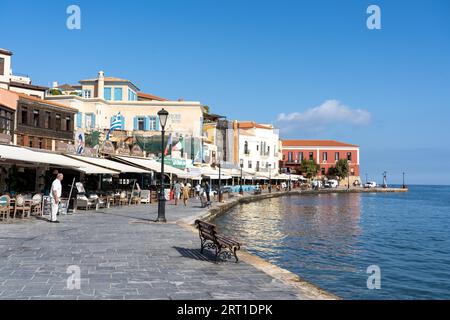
364;181;377;188
324;179;339;188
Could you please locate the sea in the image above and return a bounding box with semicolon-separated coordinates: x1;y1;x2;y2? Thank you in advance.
213;185;450;299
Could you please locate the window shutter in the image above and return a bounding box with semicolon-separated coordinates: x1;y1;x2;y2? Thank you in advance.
155;117;160;131
133;117;138;130
121;115;125;130
91;114;96;128
76;112;82;128
144;117;150;131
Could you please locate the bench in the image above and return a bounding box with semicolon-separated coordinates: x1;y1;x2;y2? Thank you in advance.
194;219;241;262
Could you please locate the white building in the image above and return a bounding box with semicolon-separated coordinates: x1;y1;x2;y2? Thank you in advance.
236;121;280;174
0;48;47;99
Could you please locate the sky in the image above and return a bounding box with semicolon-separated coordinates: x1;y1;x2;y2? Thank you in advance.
1;0;449;185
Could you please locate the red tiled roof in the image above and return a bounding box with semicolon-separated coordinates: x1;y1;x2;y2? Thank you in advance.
282;140;359;147
16;92;78;111
137;92;168;101
238;121;273;130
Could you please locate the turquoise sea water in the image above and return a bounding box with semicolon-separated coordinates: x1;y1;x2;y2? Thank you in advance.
213;185;450;299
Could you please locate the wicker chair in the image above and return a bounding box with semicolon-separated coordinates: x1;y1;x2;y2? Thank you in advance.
31;194;43;216
0;195;11;222
14;195;31;219
119;191;128;206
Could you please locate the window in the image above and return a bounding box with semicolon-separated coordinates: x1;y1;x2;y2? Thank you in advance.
38;138;43;149
0;57;4;75
44;111;51;129
256;161;260;171
309;152;314;161
21;106;28;125
244;141;249;155
149;116;158;131
128;88;137;101
335;152;339;161
288;152;293;162
347;152;352;161
85;113;95;129
138;117;145;130
82;90;91;98
267;146;270;155
256;144;259;151
29;136;34;148
0;108;13;135
323;152;328;162
114;88;123;101
104;87;112;100
65;116;71;131
248;160;252;169
55;114;61;130
33;110;40;127
298;152;303;161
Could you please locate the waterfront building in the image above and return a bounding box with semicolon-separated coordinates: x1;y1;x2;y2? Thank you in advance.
0;89;77;150
46;71;205;166
235;121;280;174
281;140;360;184
0;48;48;99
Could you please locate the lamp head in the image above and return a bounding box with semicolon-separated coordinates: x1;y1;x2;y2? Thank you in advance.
157;108;169;129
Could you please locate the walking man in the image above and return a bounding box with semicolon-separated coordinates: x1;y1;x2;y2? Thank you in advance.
205;181;211;205
174;181;181;205
182;183;190;207
49;173;63;223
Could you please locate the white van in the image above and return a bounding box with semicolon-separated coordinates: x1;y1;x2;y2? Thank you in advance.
325;179;339;188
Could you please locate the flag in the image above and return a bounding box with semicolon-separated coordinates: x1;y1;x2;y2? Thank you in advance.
172;137;183;151
164;133;172;156
106;112;123;140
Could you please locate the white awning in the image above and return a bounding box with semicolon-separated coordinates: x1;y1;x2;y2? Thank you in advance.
66;155;150;173
0;144;118;174
204;174;233;180
114;155;189;176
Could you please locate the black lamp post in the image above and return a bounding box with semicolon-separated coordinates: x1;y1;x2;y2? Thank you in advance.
157;108;169;223
268;163;272;193
288;174;291;191
239;159;244;195
217;152;223;202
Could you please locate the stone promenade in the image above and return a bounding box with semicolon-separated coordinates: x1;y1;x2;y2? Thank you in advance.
0;196;334;300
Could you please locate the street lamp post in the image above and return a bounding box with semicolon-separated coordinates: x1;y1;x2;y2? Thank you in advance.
288;174;291;191
268;163;272;193
218;152;223;202
157;108;169;223
239;159;244;195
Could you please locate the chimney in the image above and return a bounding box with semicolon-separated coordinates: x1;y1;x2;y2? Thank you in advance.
97;71;105;99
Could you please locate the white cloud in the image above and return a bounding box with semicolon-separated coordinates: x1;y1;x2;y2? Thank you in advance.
276;100;372;133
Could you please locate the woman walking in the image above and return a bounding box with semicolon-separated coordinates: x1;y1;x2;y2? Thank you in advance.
182;183;190;206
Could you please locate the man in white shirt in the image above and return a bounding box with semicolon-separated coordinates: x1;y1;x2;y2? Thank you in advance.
49;173;63;223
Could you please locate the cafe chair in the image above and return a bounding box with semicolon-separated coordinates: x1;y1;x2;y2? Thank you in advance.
14;194;31;219
0;195;11;222
31;194;43;216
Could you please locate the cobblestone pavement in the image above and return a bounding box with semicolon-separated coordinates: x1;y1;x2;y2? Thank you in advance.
0;197;309;300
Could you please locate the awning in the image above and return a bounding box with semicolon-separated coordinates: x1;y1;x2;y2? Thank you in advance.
204;174;233;180
114;155;189;176
66;155;150;173
0;144;118;174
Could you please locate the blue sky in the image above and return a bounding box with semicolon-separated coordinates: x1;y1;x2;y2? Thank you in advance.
1;0;449;185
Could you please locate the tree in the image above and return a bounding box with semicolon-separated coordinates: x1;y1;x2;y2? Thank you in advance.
329;159;349;179
48;89;62;95
203;105;210;114
299;159;320;179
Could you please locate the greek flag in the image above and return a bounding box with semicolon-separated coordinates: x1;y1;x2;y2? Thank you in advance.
106;112;123;140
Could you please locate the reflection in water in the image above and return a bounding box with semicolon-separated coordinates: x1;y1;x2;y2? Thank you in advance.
213;187;450;299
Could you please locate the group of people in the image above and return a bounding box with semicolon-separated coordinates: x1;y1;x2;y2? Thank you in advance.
172;181;212;207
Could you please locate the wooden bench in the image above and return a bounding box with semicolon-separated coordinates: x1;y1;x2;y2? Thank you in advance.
194;219;241;262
